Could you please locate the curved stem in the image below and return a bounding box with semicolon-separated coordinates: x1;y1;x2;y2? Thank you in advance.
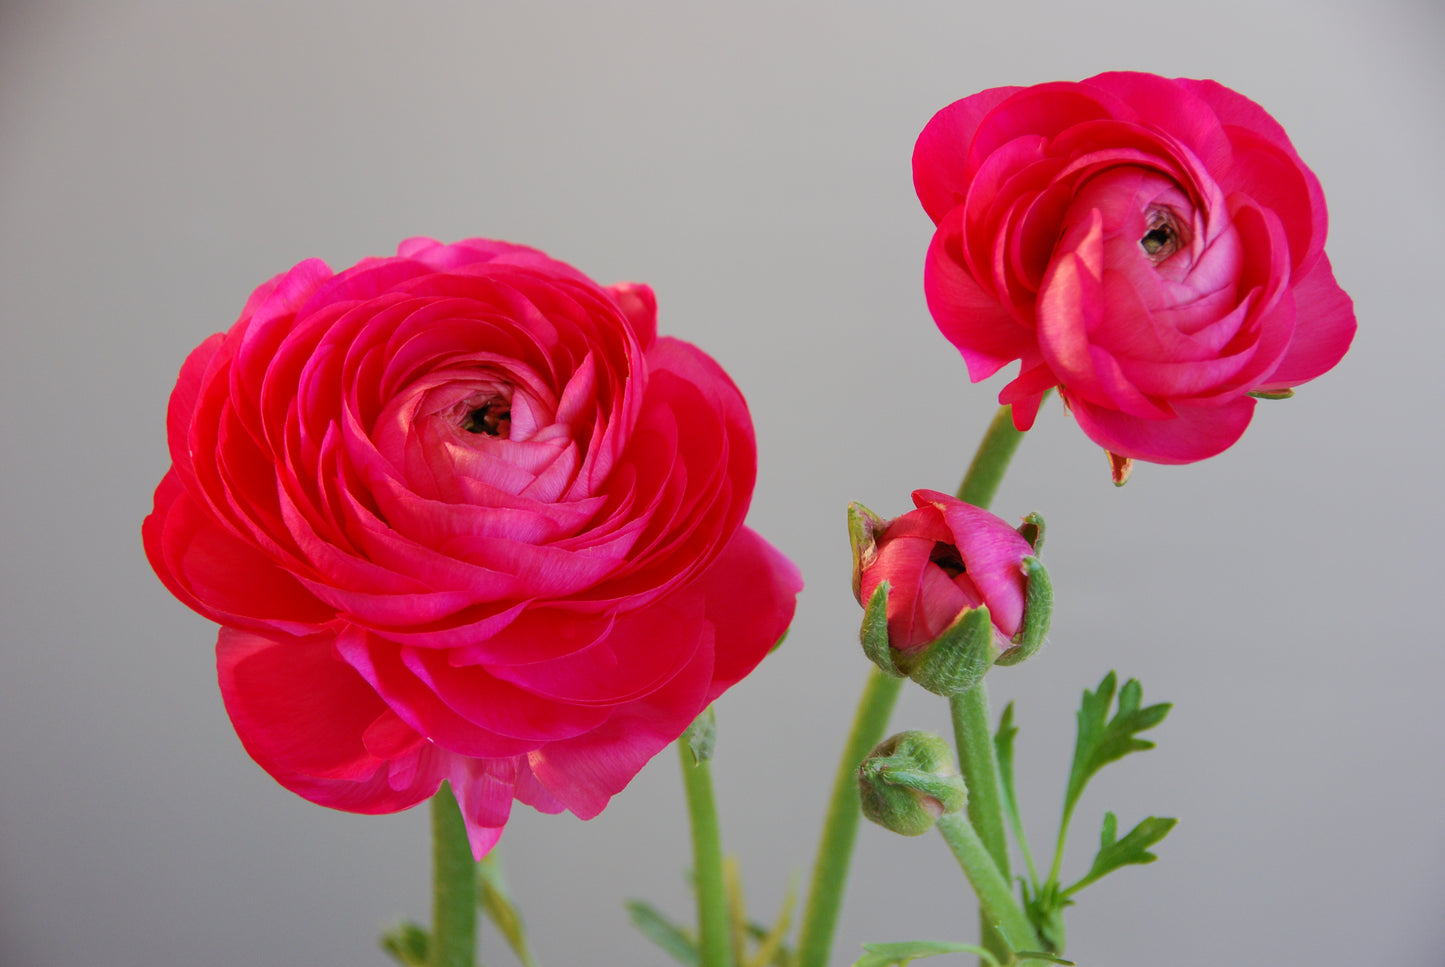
679;742;732;967
937;813;1042;954
951;685;1012;966
795;670;906;967
954;403;1029;964
430;783;477;967
956;405;1028;508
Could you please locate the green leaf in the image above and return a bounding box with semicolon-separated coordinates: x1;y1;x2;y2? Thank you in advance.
626;899;700;966
853;939;998;967
479;852;539;967
684;706;717;765
743;875;798;967
1247;387;1295;400
378;920;430;966
993;702;1036;886
1064;812;1178;896
1015;952;1076;965
1062;673;1171;821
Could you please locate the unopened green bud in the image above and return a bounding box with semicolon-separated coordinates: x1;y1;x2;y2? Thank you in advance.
858;731;967;836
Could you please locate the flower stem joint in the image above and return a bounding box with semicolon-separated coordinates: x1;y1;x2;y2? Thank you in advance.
850;493;1052;697
858;731;968;836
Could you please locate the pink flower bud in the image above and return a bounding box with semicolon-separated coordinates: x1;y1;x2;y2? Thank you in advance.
853;490;1038;655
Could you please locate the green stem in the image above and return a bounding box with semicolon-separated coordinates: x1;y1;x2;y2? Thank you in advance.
795;670;906;967
936;813;1042;954
430;783;477;967
956;405;1027;507
679;741;732;967
951;685;1013;966
953;403;1029;965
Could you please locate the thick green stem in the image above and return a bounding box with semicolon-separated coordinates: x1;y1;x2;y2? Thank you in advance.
956;405;1027;508
954;403;1028;965
937;813;1042;954
795;670;906;967
430;784;477;967
952;685;1012;966
679;742;732;967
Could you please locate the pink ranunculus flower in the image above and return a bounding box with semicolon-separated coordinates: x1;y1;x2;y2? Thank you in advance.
853;490;1037;656
143;238;802;857
914;72;1357;468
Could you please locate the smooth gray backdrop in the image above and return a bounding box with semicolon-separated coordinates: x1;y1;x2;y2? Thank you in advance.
3;3;1442;965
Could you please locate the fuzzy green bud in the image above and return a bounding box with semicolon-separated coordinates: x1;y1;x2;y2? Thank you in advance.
858;731;968;836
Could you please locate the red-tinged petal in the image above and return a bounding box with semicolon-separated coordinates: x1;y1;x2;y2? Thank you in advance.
487;594;707;705
448;757;523;858
913;491;1033;638
1255;254;1357;390
147;480;334;634
998;359;1058;430
925;211;1037;381
527;624;715;819
1181;78;1329;275
218;627;395;783
1080;72;1233;173
605;282;657;350
913;86;1024;223
1069;393;1256;463
335;630;541;758
402;646;612;740
1036;209;1111;405
693;526;803;696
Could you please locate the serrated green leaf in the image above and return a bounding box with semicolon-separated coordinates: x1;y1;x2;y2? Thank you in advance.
684;706;717;765
1062;673;1171;821
479;852;539;967
852;939;997;967
993;702;1039;888
378;920;430;966
1064;813;1178;896
625;899;700;966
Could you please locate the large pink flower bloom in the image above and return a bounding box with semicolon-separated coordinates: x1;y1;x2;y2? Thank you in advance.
915;72;1356;465
143;238;801;856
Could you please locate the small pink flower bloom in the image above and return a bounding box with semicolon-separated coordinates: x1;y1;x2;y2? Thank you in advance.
855;490;1035;654
143;238;801;856
914;72;1356;465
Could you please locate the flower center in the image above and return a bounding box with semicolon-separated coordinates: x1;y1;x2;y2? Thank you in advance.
461;398;511;438
929;542;966;579
1139;207;1181;263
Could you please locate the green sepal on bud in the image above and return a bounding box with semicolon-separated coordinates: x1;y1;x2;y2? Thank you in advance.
1016;512;1046;555
996;556;1052;667
902;604;1000;696
860;580;904;678
858;731;967;836
848;501;887;600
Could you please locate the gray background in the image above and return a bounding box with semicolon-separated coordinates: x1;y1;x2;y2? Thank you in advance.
2;2;1441;965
